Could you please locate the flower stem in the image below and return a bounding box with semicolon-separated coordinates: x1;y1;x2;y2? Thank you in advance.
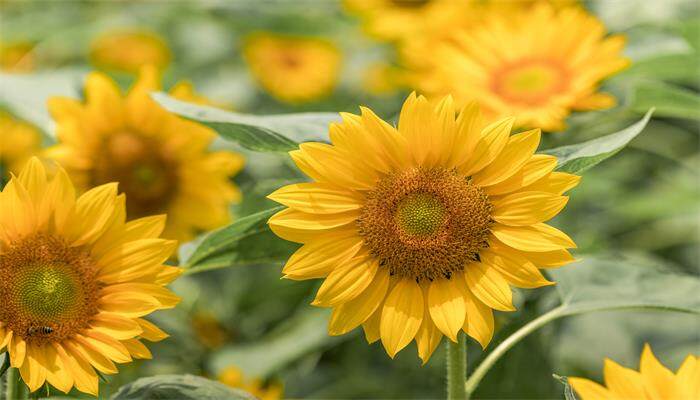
6;367;28;400
446;332;467;400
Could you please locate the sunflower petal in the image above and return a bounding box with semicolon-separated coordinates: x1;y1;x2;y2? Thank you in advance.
380;278;424;358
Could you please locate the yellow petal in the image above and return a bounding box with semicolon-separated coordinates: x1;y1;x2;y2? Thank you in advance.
447;101;484;169
312;256;378;307
16;157;47;206
569;377;613;400
481;247;553;288
416;283;444;364
62;183;118;246
464;263;515;312
97;238;177;284
485;155;558;196
472;129;541;187
462;289;494;349
362;306;382;344
461;117;515;176
268;208;358;244
135;318;169;342
639;344;675;399
675;355;700;399
101;283;180;309
43;344;73;393
492;191;568;226
295;142;378;190
602;358;646;398
504;245;576;269
77;332;132;363
98;291;161;318
283;233;363;280
9;334;26;368
380;278;424;358
428;277;467;342
42;168;76;234
58;342;99;396
268;182;363;214
524;171;581;195
328;268;390;336
63;339;118;375
89;313;143;340
122;339;152;359
19;345;47;392
491;223;576;252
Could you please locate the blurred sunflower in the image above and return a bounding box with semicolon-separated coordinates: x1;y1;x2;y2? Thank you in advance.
0;40;35;72
0;112;42;183
89;29;171;74
409;2;629;131
570;344;699;399
268;93;578;362
219;366;283;400
362;62;405;96
243;32;341;104
46;66;244;243
0;158;180;395
191;311;228;349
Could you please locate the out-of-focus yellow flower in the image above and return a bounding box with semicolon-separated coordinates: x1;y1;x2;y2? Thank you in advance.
570;344;699;400
89;29;172;74
268;93;578;362
0;112;41;180
243;32;341;104
191;312;228;349
46;66;244;244
0;158;181;396
219;366;283;400
362;62;406;96
0;40;35;72
408;2;629;131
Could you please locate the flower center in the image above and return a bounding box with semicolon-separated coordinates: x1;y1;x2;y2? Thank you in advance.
358;168;493;281
92;131;178;218
389;0;431;8
492;60;568;105
0;234;100;344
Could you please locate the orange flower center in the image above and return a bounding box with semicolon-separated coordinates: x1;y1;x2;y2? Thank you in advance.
92;131;178;218
389;0;431;8
0;234;100;344
492;60;569;106
358;168;493;281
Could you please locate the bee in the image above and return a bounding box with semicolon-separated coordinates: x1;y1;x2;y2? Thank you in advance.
26;326;54;336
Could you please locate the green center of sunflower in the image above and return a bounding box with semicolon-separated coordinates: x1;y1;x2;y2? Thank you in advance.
358;168;493;281
0;234;100;343
395;192;446;236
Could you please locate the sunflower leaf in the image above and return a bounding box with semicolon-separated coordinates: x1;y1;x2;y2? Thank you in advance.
630;81;700;120
182;207;298;274
542;109;654;174
152;92;339;152
111;374;256;400
552;375;578;400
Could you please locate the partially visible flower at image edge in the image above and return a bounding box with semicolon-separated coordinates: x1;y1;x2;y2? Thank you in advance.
219;366;283;400
45;66;244;244
89;28;171;74
570;344;699;399
267;92;579;362
0;158;181;395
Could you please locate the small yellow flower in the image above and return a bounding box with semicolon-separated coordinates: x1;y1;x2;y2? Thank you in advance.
219;366;283;400
0;40;35;72
89;29;172;74
570;344;699;399
0;158;181;395
243;32;341;104
46;66;244;243
268;93;578;362
191;312;228;349
408;2;629;131
0;112;42;181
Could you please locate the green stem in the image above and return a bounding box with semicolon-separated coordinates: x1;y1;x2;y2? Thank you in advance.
446;332;467;400
5;367;28;400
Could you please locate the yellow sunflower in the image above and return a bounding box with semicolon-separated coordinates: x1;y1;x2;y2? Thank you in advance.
570;344;699;399
0;158;181;395
46;66;244;244
0;112;42;182
409;2;629;131
0;40;35;72
89;29;171;74
243;32;341;104
268;93;578;362
219;366;283;400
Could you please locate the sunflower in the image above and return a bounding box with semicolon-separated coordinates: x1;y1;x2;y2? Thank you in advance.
46;66;244;244
0;158;181;395
218;366;283;400
0;112;42;184
408;2;629;131
570;344;699;399
89;29;171;74
243;32;341;104
268;93;578;362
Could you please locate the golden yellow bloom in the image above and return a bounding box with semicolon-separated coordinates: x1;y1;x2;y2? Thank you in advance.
0;113;42;181
46;67;244;243
0;40;35;72
268;93;578;362
89;29;172;74
0;158;181;395
219;366;283;400
243;33;341;104
409;2;629;131
570;344;699;399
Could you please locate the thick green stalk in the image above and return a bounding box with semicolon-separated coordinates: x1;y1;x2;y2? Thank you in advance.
446;332;467;400
5;367;28;400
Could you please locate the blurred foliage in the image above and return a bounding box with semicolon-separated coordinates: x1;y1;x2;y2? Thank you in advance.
0;0;699;399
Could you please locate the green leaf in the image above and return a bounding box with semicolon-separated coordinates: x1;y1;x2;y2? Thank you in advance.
675;17;700;52
209;307;341;378
152;92;339;152
630;80;700;120
111;374;256;400
620;53;700;83
542;109;654;174
182;207;297;274
552;375;578;400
